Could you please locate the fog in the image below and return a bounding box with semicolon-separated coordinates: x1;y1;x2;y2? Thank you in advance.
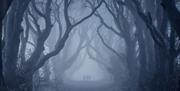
1;0;180;91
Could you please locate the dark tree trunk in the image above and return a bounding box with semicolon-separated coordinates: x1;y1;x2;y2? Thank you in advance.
0;0;13;90
135;20;148;91
161;0;180;37
124;34;138;91
0;19;7;91
2;0;31;90
167;29;176;91
3;1;23;89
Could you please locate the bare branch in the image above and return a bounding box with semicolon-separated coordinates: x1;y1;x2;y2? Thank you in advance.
27;41;36;47
24;0;54;74
104;1;117;21
88;44;105;60
87;46;111;68
64;0;72;26
97;24;125;60
27;0;103;74
95;12;122;37
27;7;42;34
129;0;168;47
20;12;30;62
71;0;104;28
86;0;122;37
31;0;46;18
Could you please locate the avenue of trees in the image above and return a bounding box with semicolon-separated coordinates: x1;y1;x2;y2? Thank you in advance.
0;0;180;91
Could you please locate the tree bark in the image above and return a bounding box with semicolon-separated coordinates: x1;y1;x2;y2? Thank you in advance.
161;0;180;37
0;0;13;90
3;0;31;90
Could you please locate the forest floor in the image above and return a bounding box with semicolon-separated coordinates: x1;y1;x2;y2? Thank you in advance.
36;81;117;91
36;80;130;91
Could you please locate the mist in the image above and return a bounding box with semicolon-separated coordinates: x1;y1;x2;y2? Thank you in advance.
1;0;180;91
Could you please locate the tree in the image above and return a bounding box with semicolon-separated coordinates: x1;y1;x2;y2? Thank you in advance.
2;0;32;91
161;0;180;37
90;0;179;91
2;0;103;90
89;1;139;90
116;0;180;90
0;0;13;90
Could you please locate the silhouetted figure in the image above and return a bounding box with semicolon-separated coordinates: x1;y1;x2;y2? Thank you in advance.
83;75;91;81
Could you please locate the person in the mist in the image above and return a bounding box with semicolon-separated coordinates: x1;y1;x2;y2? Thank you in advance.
83;75;92;81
